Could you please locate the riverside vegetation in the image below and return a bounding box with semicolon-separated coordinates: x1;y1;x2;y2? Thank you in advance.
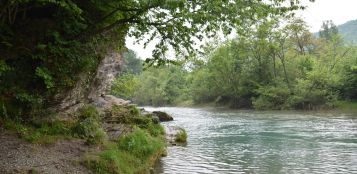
113;19;357;111
1;104;167;173
0;0;337;173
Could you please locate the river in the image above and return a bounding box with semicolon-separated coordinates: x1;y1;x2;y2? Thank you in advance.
144;107;357;174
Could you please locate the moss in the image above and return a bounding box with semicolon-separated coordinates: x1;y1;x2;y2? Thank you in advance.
175;129;188;143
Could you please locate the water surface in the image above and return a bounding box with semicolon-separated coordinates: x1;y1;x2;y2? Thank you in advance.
145;107;357;174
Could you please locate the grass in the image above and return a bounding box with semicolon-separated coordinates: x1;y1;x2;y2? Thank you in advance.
335;100;357;112
81;103;167;174
175;129;187;143
72;105;107;145
0;104;107;145
83;128;166;174
1;104;167;173
1;119;73;144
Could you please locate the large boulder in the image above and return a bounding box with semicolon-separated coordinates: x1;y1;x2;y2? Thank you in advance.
152;111;174;122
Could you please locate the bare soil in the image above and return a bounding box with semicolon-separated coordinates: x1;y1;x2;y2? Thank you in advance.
0;128;93;174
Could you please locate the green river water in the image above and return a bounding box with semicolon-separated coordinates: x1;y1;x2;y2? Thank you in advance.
145;107;357;174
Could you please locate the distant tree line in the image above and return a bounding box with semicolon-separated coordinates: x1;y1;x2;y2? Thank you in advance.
113;19;357;109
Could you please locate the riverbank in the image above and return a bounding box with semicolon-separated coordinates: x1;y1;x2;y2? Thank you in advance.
148;100;357;113
335;101;357;113
0;104;171;174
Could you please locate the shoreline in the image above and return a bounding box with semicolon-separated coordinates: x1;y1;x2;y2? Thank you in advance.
139;100;357;114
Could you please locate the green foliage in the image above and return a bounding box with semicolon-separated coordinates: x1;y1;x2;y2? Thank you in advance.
35;67;54;89
340;59;357;99
133;65;190;106
83;128;165;174
175;129;187;143
335;101;357;112
0;60;10;76
73;105;107;145
107;105;164;137
253;83;291;110
117;129;164;160
111;73;139;100
122;50;143;74
131;17;357;110
319;20;339;41
0;0;311;118
2;119;72;144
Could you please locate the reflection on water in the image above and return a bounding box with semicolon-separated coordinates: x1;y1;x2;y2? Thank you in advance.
144;107;357;174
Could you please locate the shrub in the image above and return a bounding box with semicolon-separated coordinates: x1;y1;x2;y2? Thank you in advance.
252;84;291;110
175;129;187;143
73;105;107;145
83;128;166;174
117;129;164;160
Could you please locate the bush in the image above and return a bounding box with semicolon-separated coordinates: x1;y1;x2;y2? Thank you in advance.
117;129;164;160
286;78;338;109
73;105;107;145
83;128;166;174
175;129;187;143
252;84;291;110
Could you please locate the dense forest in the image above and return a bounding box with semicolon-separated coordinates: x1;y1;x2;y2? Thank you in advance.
113;19;357;110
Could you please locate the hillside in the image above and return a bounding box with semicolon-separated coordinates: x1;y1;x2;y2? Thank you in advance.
338;19;357;43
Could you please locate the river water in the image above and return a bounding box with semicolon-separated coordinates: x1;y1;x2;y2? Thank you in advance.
144;107;357;174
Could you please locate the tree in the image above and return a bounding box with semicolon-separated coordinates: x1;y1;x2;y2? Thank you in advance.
0;0;313;117
122;49;143;74
319;20;339;41
81;0;312;64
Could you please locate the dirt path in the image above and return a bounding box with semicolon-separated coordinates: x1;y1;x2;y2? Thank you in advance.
0;129;93;174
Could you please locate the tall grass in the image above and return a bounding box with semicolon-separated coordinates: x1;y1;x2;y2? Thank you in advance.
83;128;166;174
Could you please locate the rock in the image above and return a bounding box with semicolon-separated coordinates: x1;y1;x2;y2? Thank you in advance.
151;115;160;124
163;125;187;146
52;51;124;120
139;108;162;124
152;111;173;122
93;95;131;111
102;123;133;140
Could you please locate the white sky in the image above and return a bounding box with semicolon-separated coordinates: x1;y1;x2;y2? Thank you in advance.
299;0;357;32
126;0;357;59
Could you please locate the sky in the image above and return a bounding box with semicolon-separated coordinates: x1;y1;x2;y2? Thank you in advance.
299;0;357;32
126;0;357;59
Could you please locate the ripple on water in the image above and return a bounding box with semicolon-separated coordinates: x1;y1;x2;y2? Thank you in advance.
145;107;357;174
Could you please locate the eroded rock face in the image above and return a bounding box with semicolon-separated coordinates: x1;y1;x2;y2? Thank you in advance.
88;52;123;103
53;51;123;120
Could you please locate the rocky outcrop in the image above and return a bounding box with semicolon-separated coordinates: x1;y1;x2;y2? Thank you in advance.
152;111;174;122
87;52;123;103
52;51;124;120
93;95;131;111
